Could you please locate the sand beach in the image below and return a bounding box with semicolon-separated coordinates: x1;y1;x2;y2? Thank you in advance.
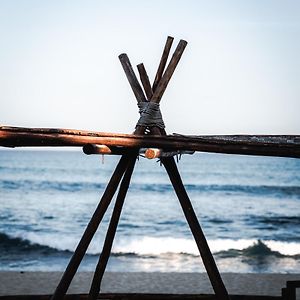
0;272;299;297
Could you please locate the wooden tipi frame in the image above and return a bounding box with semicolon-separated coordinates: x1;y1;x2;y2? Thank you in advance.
49;36;230;300
0;36;299;300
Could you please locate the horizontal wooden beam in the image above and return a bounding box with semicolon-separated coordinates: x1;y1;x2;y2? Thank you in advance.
0;126;300;158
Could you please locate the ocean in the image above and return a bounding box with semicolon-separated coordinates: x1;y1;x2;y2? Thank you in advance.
0;149;299;273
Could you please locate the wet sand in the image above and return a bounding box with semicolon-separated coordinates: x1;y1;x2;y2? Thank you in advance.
0;272;299;297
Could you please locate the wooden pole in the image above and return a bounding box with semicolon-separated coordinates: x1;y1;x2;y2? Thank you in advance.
151;39;187;103
50;154;131;300
2;127;299;158
144;148;194;159
162;156;230;300
160;140;225;299
152;36;174;91
83;144;134;156
52;50;149;299
122;50;223;300
137;63;153;100
136;61;230;300
83;144;112;155
119;54;147;102
88;155;137;300
87;55;146;299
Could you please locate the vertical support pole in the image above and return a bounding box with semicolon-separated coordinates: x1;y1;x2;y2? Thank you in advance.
51;154;131;300
162;156;230;300
88;155;137;300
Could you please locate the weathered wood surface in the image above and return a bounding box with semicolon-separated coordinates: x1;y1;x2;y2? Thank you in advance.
89;156;137;299
137;63;153;100
151;39;187;103
162;157;230;300
152;36;174;91
120;42;229;300
118;54;147;102
50;155;133;300
1;126;300;158
144;148;194;159
136;61;229;299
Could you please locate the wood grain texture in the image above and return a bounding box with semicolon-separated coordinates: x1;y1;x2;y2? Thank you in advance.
1;126;299;158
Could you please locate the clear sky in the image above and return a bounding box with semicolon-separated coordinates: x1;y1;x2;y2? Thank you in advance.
0;0;299;135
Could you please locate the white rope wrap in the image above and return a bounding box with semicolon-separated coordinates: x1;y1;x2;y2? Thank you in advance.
136;102;165;129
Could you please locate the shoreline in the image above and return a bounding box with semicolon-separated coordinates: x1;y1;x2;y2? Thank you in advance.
0;272;299;296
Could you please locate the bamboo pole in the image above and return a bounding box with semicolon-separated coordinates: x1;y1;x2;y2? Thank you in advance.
88;155;137;300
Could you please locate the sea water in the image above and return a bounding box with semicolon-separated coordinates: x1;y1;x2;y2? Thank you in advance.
0;149;299;273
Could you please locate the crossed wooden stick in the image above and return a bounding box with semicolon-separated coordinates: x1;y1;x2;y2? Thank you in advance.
51;37;230;300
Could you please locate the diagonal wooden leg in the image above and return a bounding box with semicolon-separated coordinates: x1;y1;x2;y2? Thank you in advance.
135;46;229;299
88;154;137;300
51;154;133;300
162;156;230;300
152;36;174;92
119;37;227;297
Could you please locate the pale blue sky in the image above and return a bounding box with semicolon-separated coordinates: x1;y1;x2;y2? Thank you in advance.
0;0;299;134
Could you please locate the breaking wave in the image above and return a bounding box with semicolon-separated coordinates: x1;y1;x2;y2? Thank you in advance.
1;232;299;259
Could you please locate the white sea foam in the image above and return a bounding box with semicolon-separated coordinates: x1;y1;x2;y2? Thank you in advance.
6;230;300;257
264;240;300;256
113;237;300;257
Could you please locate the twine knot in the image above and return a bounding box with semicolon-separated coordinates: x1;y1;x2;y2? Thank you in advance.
136;102;165;129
